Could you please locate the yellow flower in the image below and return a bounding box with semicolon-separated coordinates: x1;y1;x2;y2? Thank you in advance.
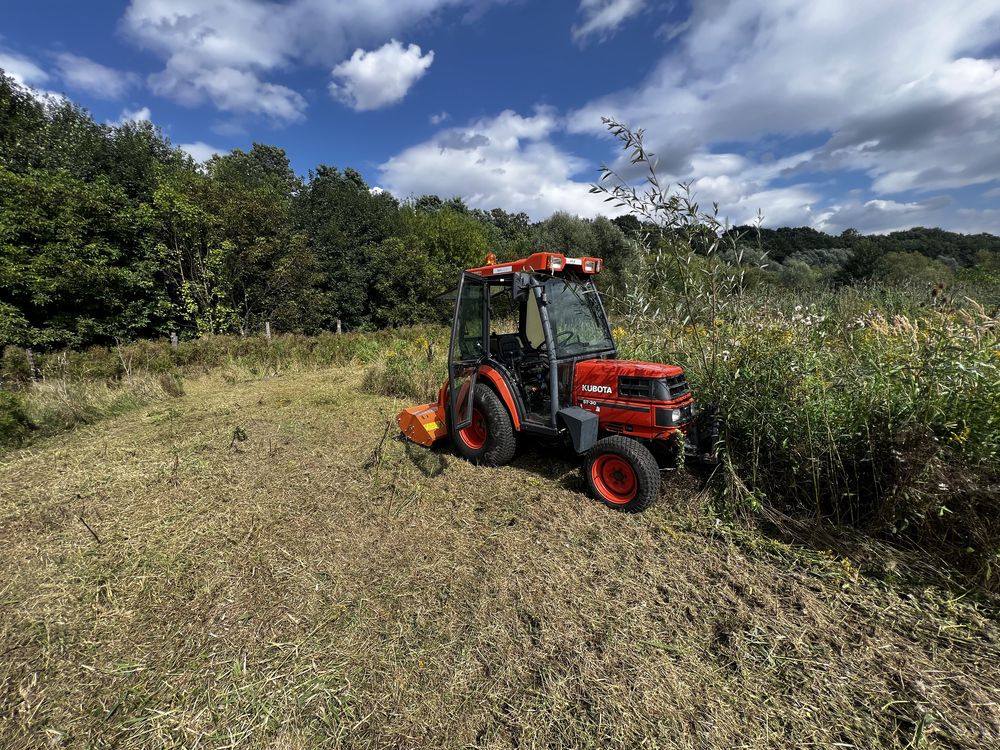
612;326;626;339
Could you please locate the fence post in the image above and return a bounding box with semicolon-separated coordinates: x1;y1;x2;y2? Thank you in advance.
265;321;272;343
25;348;38;380
336;318;342;335
170;331;179;350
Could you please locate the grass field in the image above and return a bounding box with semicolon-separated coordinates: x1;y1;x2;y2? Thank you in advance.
3;367;1000;749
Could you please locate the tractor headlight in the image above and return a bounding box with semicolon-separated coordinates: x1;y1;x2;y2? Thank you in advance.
584;260;595;273
550;256;564;271
655;405;691;428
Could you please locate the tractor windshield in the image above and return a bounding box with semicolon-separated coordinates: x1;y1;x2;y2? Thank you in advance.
544;277;615;358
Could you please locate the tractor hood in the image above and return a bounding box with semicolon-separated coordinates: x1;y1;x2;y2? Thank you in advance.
572;359;688;402
576;359;684;382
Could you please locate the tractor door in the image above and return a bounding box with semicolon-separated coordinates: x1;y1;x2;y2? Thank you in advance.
448;272;489;432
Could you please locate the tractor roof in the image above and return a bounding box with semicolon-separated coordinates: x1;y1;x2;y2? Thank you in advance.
466;252;603;279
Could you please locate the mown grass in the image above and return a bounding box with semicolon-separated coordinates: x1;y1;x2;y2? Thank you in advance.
2;367;1000;749
0;326;446;450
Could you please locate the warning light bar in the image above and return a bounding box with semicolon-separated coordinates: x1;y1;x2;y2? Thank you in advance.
466;252;604;277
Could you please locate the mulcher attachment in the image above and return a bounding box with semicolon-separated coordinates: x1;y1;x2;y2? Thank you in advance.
397;403;447;447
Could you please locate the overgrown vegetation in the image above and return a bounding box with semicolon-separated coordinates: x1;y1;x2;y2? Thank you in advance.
595;119;1000;588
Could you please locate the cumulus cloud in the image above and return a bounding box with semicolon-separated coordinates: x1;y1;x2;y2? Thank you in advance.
151;63;307;122
0;48;68;101
121;0;480;122
569;0;1000;233
572;0;645;43
380;108;619;220
430;111;450;125
0;49;50;88
55;53;137;99
110;106;152;126
330;40;433;111
179;141;224;163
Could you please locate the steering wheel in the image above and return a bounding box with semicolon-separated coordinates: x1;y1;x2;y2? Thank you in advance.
555;330;576;347
537;329;577;352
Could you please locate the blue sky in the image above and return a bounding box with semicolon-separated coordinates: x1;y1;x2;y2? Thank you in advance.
2;0;1000;234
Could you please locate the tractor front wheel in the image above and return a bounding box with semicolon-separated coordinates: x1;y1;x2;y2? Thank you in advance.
584;436;660;512
451;384;517;466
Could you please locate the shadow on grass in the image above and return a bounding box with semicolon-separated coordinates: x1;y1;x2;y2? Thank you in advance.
399;434;449;478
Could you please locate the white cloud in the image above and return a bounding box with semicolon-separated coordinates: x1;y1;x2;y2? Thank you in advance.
55;53;137;99
121;0;481;122
813;196;958;235
430;111;450;125
572;0;645;43
150;62;307;122
329;40;434;111
179;141;224;162
380;108;619;220
0;49;50;88
566;0;1000;233
110;106;152;125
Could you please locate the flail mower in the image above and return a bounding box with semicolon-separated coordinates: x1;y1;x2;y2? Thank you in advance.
397;252;717;511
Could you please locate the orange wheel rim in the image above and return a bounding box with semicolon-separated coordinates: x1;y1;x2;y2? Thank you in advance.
591;455;637;504
459;408;487;450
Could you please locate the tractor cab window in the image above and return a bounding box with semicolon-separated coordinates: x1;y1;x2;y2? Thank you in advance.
543;278;614;358
454;278;486;361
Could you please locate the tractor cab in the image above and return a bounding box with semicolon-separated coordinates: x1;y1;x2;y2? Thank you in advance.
398;251;714;512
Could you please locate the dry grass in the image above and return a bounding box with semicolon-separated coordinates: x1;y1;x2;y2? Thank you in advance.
2;368;1000;749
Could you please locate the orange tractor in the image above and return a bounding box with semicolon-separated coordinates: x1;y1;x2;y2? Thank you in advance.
398;252;716;511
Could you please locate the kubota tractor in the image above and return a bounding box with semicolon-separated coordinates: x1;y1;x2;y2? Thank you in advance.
397;252;716;511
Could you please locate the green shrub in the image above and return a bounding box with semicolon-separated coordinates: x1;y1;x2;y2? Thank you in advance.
1;346;33;384
0;391;33;446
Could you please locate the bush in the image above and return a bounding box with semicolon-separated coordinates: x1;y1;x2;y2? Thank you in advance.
0;391;32;446
1;346;33;384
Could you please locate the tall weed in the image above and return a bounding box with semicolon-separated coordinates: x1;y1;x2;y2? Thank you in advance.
596;119;1000;585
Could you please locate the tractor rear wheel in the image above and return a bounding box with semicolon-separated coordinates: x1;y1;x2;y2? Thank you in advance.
584;436;660;512
451;384;516;466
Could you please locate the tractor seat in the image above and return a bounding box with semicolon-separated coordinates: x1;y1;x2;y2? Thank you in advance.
491;333;523;365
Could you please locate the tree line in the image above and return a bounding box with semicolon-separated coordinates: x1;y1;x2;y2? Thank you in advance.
2;71;998;351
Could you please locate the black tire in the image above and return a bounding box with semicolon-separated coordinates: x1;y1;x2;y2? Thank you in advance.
451;383;517;466
584;435;660;512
